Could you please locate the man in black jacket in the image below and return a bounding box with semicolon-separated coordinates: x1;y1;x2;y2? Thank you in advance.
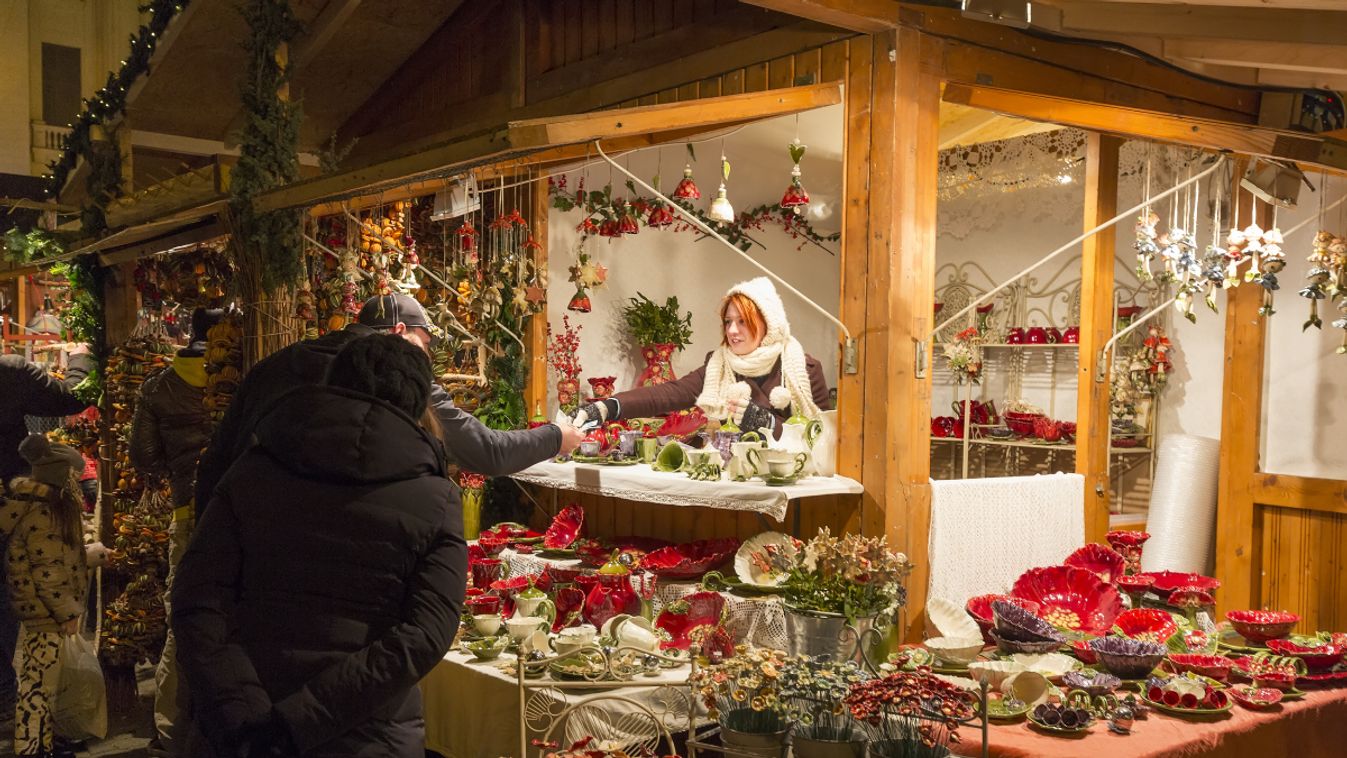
193;294;583;513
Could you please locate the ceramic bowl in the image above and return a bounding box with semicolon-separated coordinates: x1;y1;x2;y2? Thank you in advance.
543;504;585;550
642;538;740;581
1142;571;1221;601
1265;639;1346;672
1114;609;1180;645
1008;652;1081;679
1003;412;1041;437
1229;685;1283;710
1063;544;1127;584
967;660;1026;690
927;597;982;640
990;630;1062;656
545;565;588;585
1165;653;1234;680
1011;565;1124;636
464;635;509;661
925;636;985;665
1226;610;1300;643
992;599;1065;643
1070;639;1098;664
967;595;1041;644
1061;669;1120;696
1115;574;1155;595
1089;637;1166;679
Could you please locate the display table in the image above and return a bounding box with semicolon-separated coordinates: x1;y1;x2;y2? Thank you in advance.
509;460;862;522
421;648;696;758
950;687;1347;758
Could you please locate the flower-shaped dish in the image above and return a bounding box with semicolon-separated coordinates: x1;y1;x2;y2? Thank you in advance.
1229;685;1282;710
1089;637;1166;680
986;697;1031;721
1063;544;1126;584
1104;530;1150;550
992;599;1064;643
1008;652;1081;679
1165;654;1234;681
641;538;740;580
1069;639;1098;664
656;408;708;440
1115;574;1155;594
545;565;588;585
967;595;1041;645
575;536;671;568
1114;609;1180;645
654;591;726;651
966;660;1025;690
1142;571;1220;601
1226;610;1300;644
928;597;983;641
1265;639;1345;672
1061;669;1120;697
990;630;1063;656
925;636;985;666
1011;565;1124;636
734;532;800;589
477;535;508;557
543;504;585;550
1298;669;1347;687
464;635;510;661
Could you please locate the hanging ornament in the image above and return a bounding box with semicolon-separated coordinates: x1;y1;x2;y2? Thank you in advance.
456;220;478;253
708;154;734;224
1134;210;1160;282
647;202;675;227
567;285;592;313
780;139;810;212
673;164;700;200
618;200;640;234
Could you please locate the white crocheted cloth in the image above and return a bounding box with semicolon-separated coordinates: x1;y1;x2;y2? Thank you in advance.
927;473;1084;604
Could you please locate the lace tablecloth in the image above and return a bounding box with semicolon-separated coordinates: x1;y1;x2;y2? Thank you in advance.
509;461;862;522
499;549;789;651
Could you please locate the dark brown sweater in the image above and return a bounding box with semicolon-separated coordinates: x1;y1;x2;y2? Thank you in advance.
612;351;832;426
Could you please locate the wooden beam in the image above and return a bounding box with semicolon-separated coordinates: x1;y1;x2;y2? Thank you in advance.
1087;0;1346;9
1075;133;1122;546
1164;39;1347;75
1215;172;1271;616
1254;473;1347;517
1047;1;1347;46
941;83;1347;175
526;175;549;418
886;26;940;641
739;0;900;33
291;0;365;70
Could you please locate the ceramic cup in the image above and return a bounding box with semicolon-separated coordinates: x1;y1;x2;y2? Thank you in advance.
636;437;659;463
683;448;720;470
1002;671;1050;706
514;594;556;623
1006;327;1025;344
618;430;641;457
578;440;602;457
1062;326;1081;344
1026;326;1049;345
755;449;808;479
729;439;768;480
464;594;502;617
553;625;598;656
471;614;503;637
506;616;550;643
603;614;660;653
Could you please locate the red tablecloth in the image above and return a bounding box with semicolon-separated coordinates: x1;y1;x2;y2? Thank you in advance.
951;687;1347;757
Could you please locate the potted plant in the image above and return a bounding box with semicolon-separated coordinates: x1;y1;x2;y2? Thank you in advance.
620;293;693;387
777;655;872;758
691;647;791;757
781;529;912;663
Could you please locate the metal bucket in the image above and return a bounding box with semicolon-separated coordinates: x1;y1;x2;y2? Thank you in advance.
792;732;866;758
720;709;789;758
783;607;883;665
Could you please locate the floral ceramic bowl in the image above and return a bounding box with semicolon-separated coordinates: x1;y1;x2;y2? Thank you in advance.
1226;610;1299;644
1229;685;1283;710
925;636;985;666
967;595;1041;645
1061;669;1120;696
1143;571;1221;602
991;630;1063;656
992;599;1063;643
464;635;509;661
1063;544;1126;584
1089;637;1166;679
967;660;1026;690
1011;566;1124;636
1265;639;1345;672
1114;609;1180;645
1165;654;1234;680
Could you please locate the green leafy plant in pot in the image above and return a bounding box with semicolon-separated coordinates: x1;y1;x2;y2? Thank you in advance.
691;647;791;757
782;529;912;663
621;293;693;387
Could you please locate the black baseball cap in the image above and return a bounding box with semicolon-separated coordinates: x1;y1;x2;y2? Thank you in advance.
357;293;445;346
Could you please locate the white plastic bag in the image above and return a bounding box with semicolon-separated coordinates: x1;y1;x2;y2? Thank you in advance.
55;633;107;740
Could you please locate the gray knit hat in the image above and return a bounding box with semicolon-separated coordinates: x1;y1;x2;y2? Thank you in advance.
17;434;83;488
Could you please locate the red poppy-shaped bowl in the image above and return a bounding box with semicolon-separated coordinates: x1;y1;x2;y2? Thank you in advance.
468;543;488;562
1229;685;1283;710
1226;610;1300;644
1165;654;1234;681
1011;565;1124;636
1064;544;1127;584
642;538;740;580
543;504;585;549
477;535;508;557
482;522;534;539
552;587;587;633
576;537;672;568
489;572;553;596
657;408;708;440
1105;530;1151;549
1003;411;1042;437
1142;571;1221;601
1115;574;1155;594
992;599;1064;643
1265;639;1345;672
1114;609;1179;645
966;595;1042;645
655;591;726;650
1089;637;1167;680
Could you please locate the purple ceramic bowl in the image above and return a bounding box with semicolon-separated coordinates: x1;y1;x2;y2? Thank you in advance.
1061;670;1121;697
991;630;1064;655
1089;637;1166;679
993;599;1064;643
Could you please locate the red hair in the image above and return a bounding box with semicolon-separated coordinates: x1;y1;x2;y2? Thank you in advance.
720;293;766;346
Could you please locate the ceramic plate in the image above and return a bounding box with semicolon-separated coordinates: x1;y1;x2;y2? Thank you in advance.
1299;670;1347;687
570;455;608;465
1142;695;1233;717
536;548;578;559
734;532;798;589
763;475;801;487
1217;629;1269;654
986;699;1031;721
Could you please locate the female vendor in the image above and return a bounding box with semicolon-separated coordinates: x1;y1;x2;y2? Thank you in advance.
574;276;831;436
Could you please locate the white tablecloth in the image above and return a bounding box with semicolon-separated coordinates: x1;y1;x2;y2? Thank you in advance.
510;461;862;522
422;649;696;758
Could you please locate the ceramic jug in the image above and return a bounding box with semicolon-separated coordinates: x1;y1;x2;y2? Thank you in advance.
728;436;768;481
812;410;838;477
514;585;556;623
776;412;821;476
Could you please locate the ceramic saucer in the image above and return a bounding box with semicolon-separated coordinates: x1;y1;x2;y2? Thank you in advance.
762;474;801;487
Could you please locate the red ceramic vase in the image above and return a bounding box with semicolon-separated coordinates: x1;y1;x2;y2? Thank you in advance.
637;343;679;387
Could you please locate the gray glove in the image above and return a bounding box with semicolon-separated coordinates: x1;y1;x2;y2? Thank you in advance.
739;402;777;437
574;398;619;428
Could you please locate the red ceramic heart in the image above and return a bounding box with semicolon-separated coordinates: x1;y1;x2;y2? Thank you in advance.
1011;565;1124;636
543;504;585;549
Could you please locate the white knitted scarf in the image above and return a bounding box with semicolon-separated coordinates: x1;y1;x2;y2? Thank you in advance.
695;336;820;423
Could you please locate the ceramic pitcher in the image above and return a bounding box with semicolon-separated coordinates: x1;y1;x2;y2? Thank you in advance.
728;437;768;481
811;410;838;477
776;413;821;476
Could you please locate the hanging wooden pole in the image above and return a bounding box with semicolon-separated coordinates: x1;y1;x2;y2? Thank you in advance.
527;176;550;416
1076;133;1122;544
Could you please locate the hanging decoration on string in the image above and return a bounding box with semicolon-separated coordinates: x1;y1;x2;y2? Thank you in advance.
708;149;735;224
566;243;607;313
1299;177;1347;345
673;143;701;201
780;138;810;212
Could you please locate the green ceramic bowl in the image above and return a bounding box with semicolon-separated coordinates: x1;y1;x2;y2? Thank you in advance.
465;635;509;661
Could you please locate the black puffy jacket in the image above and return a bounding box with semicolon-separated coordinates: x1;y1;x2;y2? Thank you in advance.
0;353;93;485
193;324;562;516
171;385;466;757
128;356;210;508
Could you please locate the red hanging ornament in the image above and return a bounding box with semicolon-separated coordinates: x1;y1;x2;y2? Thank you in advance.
599;219;622;238
780;139;810;211
619;212;640;235
647;203;675;227
567;285;592;313
672;164;700;200
456;220;477;252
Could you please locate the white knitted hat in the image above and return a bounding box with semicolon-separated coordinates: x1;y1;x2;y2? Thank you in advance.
724;276;790;346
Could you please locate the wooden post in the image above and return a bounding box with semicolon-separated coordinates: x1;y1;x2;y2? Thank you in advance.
526;176;550;417
876;27;940;640
1216;165;1271;614
1075;134;1121;544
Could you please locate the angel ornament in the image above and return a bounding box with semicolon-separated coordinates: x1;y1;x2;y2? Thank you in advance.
1134;210;1160;281
1301;267;1332;331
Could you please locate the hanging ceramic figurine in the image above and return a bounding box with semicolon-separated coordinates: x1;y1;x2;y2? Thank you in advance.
1135;210;1160;281
780;139;809;213
1301;267;1331;330
673;164;700;200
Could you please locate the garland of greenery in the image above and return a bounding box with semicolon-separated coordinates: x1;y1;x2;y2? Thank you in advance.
44;0;191;198
229;0;304;293
49;258;107;404
549;179;841;253
81;133;123;237
3;228;66;265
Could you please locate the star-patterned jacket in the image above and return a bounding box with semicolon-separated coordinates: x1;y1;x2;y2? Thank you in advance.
1;477;88;632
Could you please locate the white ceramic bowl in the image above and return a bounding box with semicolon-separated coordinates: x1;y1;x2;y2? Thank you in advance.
925;636;985;665
927;597;981;640
1009;651;1082;679
967;660;1026;690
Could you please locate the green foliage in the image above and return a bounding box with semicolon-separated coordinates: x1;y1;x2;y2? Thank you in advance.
81;135;122;237
621;292;693;348
3;228;64;264
230;0;304;294
49;257;107;402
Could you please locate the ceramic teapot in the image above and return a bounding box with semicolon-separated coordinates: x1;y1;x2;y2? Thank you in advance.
514;582;556;623
775;412;821;475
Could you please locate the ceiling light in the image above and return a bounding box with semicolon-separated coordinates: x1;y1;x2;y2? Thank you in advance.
961;0;1032;29
1240;160;1310;209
